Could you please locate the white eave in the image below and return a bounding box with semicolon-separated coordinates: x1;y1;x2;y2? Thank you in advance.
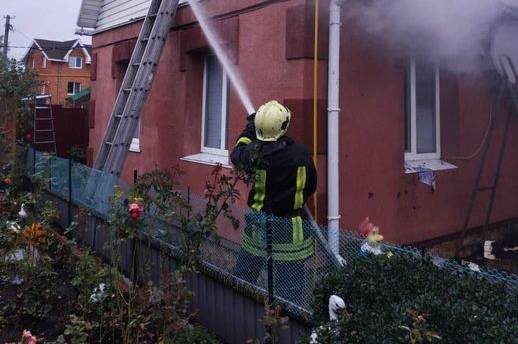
65;39;93;64
77;0;188;34
25;39;92;64
22;40;50;62
77;0;103;29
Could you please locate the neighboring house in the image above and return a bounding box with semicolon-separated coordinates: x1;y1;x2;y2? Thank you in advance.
23;39;92;106
77;0;518;247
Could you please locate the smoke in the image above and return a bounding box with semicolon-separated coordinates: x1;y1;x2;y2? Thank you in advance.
348;0;518;73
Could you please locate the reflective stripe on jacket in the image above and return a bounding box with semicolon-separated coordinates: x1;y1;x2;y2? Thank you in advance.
231;120;318;261
241;213;315;261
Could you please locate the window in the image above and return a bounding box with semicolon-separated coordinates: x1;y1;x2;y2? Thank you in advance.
201;55;228;155
67;82;81;95
180;55;230;166
31;58;35;69
404;58;440;161
42;56;46;68
68;56;82;69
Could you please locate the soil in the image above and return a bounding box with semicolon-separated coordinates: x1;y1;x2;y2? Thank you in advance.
0;236;78;342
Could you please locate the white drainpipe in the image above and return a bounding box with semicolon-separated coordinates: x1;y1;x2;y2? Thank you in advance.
327;0;343;258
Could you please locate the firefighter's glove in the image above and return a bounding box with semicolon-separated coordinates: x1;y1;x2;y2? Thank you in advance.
244;113;257;139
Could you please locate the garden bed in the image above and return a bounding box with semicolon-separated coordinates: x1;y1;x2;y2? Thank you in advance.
0;228;78;340
0;223;221;343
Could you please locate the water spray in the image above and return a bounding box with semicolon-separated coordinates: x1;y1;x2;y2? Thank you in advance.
188;0;342;267
187;0;256;115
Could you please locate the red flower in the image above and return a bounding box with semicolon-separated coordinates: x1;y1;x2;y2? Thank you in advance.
129;203;143;221
3;178;12;185
21;330;37;344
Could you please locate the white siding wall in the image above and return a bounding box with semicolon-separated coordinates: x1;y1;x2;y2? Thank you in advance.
95;0;186;32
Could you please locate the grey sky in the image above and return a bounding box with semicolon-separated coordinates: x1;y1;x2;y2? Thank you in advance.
2;0;91;60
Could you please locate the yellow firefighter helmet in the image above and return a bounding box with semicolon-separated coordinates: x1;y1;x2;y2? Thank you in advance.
254;100;291;142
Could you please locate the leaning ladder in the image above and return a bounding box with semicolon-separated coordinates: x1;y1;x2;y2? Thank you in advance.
456;57;518;257
94;0;180;176
33;95;57;155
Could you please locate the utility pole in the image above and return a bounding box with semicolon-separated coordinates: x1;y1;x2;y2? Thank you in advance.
3;15;13;58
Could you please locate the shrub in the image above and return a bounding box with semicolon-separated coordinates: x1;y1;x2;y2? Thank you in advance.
312;255;518;343
173;325;220;344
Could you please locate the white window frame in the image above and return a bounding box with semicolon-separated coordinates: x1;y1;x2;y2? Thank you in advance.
68;56;83;69
404;58;441;162
200;56;229;157
67;82;81;95
42;56;47;68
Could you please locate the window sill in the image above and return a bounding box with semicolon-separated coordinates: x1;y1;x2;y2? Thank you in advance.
404;159;457;174
181;152;230;168
129;138;140;153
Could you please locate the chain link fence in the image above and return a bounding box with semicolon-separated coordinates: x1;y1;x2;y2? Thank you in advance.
20;146;518;319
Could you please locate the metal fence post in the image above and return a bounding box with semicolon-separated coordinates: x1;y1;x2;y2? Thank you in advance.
266;219;274;304
68;158;72;227
32;147;36;175
132;169;139;286
266;216;274;339
48;156;52;191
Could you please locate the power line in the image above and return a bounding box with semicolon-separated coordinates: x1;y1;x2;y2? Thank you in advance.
5;45;88;51
12;28;31;41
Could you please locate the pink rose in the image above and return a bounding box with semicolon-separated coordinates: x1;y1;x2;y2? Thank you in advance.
129;203;142;221
21;330;37;344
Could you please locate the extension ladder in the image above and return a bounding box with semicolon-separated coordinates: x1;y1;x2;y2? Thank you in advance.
457;56;518;257
94;0;180;176
33;95;57;155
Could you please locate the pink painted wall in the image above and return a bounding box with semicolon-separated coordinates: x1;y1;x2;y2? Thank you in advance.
338;11;518;244
89;0;518;245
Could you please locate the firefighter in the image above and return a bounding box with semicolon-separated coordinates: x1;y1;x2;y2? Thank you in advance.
231;100;317;304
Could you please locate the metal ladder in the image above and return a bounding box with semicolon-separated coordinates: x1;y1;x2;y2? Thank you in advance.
457;57;518;257
94;0;180;176
33;95;57;155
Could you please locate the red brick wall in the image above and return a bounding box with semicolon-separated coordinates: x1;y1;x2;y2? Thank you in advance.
88;0;518;244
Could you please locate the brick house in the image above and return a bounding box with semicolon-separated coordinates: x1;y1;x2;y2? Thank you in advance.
77;0;518;248
23;39;92;106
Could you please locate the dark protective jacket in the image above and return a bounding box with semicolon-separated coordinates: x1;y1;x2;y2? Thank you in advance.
231;115;317;261
230;116;317;217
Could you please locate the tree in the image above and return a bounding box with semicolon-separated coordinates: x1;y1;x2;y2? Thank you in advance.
0;56;38;174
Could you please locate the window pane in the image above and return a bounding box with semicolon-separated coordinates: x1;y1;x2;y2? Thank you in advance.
67;82;74;94
415;62;436;154
404;66;411;152
204;56;223;149
76;58;82;68
68;57;75;68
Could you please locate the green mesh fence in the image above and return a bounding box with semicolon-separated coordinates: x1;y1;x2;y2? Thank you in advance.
24;146;125;216
19;146;518;319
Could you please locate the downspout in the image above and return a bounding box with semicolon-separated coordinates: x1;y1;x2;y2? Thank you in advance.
327;0;343;258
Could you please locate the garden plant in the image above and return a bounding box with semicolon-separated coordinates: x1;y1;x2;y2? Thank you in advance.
310;254;518;343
